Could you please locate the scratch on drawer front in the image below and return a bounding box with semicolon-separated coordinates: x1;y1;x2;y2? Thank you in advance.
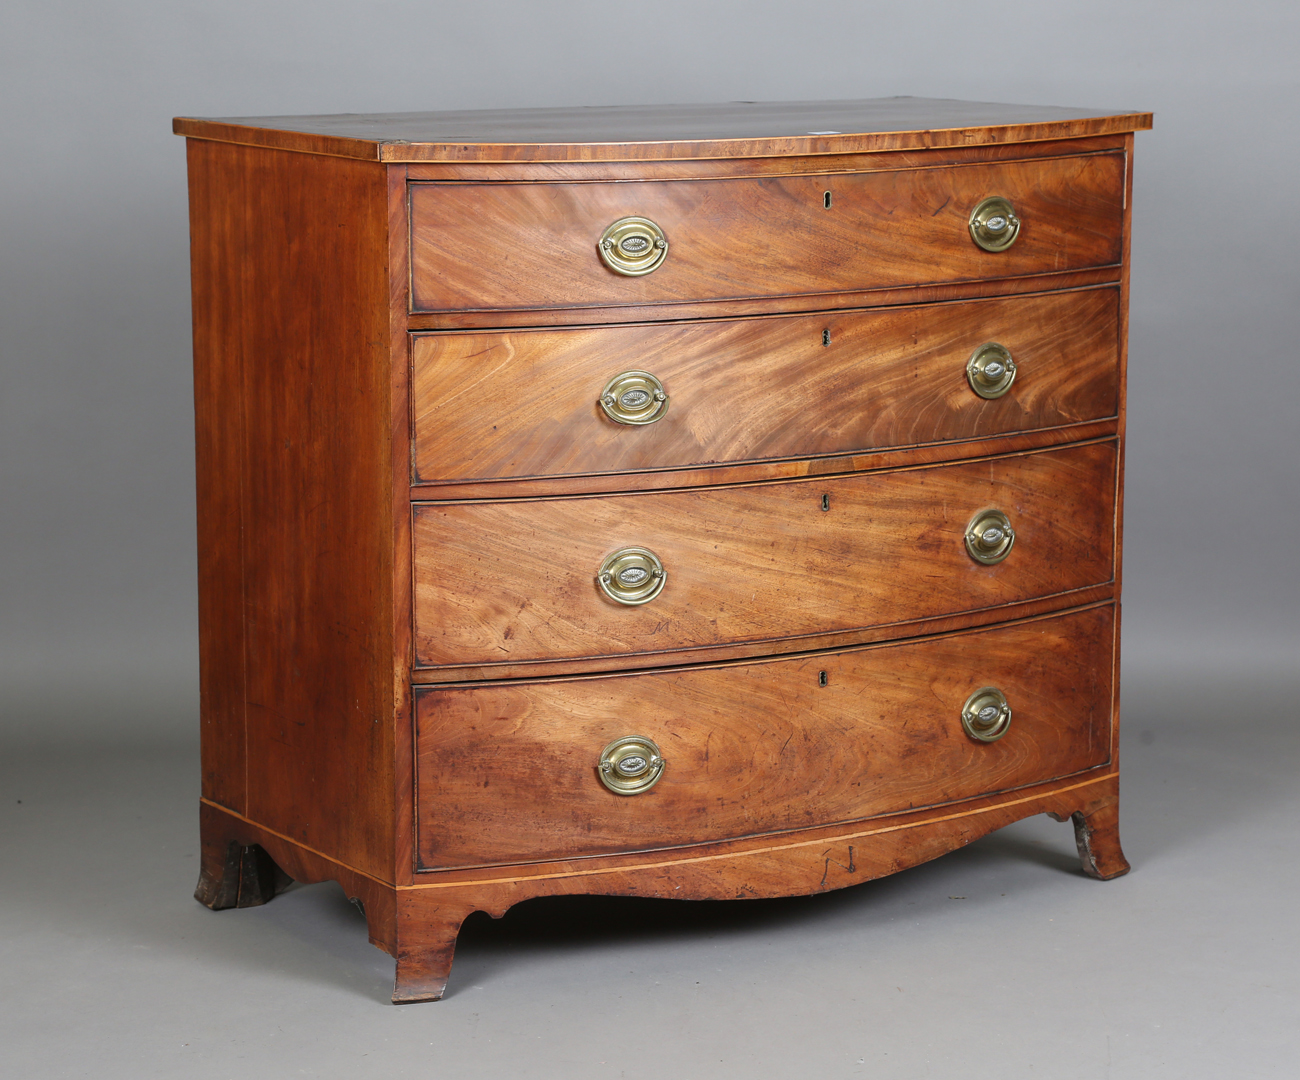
820;845;856;886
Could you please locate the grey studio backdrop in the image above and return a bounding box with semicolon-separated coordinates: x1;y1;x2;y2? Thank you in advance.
2;2;1298;1078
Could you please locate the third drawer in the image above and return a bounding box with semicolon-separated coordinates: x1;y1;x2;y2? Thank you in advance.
412;439;1117;669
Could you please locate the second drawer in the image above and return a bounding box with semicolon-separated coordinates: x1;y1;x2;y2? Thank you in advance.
412;440;1116;669
412;288;1119;484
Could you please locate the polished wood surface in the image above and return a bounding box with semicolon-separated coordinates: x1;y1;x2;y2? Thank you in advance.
409;153;1124;313
195;767;1126;1002
411;420;1119;503
386;165;417;886
408;585;1117;684
186;139;399;882
180;102;1140;1003
174;97;1150;162
414;604;1114;868
188;142;248;814
412;287;1119;483
406;266;1125;331
402;132;1130;182
412;440;1117;668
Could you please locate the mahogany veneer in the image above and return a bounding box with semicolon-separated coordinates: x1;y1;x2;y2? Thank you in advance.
411;287;1120;484
415;604;1116;869
412;440;1118;670
408;153;1125;315
178;98;1148;1004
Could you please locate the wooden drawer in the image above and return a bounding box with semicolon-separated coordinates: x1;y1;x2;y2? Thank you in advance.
412;288;1119;484
412;440;1116;669
408;153;1124;314
415;604;1115;869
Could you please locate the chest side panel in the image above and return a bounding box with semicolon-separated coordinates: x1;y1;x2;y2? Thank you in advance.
187;139;399;881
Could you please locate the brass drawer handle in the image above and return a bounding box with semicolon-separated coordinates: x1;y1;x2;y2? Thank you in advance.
598;216;669;276
597;547;666;605
968;196;1021;252
598;735;666;795
961;687;1012;743
965;509;1015;565
599;370;670;425
966;342;1017;399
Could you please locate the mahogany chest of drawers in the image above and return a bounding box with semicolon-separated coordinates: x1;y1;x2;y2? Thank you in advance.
176;98;1151;1002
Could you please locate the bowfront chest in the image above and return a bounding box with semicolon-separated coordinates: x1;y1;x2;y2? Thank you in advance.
177;98;1150;1002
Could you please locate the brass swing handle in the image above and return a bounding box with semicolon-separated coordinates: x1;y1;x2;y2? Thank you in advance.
966;342;1017;399
962;687;1012;743
598;217;669;276
965;509;1015;565
597;547;666;606
969;196;1021;252
598;735;666;795
599;371;670;425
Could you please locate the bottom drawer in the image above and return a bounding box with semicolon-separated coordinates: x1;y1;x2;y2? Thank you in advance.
415;604;1115;870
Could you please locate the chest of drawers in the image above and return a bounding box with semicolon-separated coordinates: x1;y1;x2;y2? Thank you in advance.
176;98;1150;1003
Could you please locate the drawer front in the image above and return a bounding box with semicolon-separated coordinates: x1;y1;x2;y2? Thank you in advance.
415;604;1115;869
412;289;1119;484
409;153;1124;313
412;440;1116;668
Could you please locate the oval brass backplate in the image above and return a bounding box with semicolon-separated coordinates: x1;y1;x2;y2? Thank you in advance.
599;370;670;425
966;342;1018;399
965;508;1016;565
961;687;1012;743
598;216;669;276
968;196;1021;252
598;735;666;795
597;547;666;605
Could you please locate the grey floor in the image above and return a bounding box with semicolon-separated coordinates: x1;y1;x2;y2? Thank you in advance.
3;666;1298;1080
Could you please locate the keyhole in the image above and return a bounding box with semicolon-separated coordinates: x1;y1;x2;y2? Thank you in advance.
822;328;831;347
818;671;828;687
824;191;832;209
821;494;830;512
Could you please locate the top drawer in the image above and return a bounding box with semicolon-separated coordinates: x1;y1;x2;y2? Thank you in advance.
409;153;1125;314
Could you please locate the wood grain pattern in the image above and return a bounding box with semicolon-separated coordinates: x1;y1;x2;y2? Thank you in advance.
1060;798;1131;879
195;800;399;955
174;98;1150;163
1109;134;1136;773
411;419;1119;503
405;267;1124;331
195;766;1126;1002
409;153;1124;313
409;585;1115;684
180;103;1142;1003
401;132;1131;183
412;440;1117;668
386;163;417;887
394;772;1126;1000
412;287;1119;483
188;139;249;813
414;604;1114;868
186;139;398;883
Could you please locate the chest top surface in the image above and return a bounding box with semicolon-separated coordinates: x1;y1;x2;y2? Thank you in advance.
174;96;1152;162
